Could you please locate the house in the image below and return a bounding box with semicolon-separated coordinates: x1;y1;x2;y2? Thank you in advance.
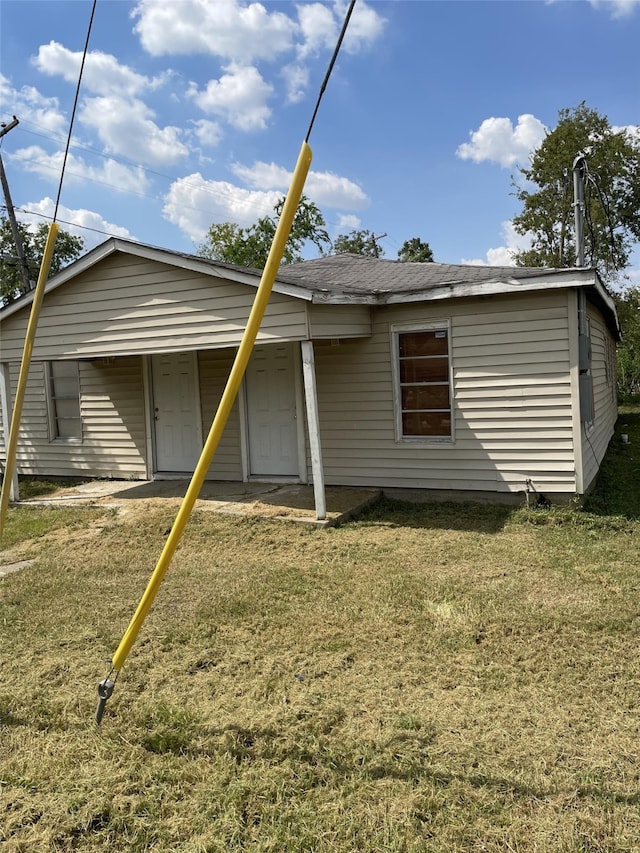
0;238;620;518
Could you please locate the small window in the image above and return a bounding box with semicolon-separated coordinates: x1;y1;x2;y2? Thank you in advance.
47;361;82;441
393;324;453;440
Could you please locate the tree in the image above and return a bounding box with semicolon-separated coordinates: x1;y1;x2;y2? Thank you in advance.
397;237;434;263
512;103;640;280
198;195;331;268
0;218;85;305
333;229;384;257
615;285;640;398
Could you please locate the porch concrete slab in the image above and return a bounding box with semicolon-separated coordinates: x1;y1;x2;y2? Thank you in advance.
16;480;382;528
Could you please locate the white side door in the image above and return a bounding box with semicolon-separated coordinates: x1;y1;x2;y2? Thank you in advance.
245;344;298;477
152;352;201;472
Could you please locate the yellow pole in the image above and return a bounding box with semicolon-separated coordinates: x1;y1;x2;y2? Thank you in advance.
111;141;312;672
0;223;59;540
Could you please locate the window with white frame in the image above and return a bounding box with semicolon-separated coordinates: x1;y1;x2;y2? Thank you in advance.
46;361;82;441
393;323;453;440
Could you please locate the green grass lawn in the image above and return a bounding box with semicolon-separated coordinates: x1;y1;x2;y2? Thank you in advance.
1;403;640;852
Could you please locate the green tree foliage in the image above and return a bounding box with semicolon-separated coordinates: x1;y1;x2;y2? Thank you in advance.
397;237;434;263
615;285;640;398
332;229;384;257
512;103;640;280
0;218;84;305
198;195;331;268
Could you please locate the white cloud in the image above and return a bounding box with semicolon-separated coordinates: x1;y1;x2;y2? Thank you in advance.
80;96;188;165
306;171;369;209
337;0;386;54
281;63;309;104
457;114;547;168
9;145;149;195
33;42;162;97
231;160;369;208
163;173;281;243
0;73;67;135
191;119;224;148
295;1;386;60
188;64;272;131
132;0;296;63
132;0;384;63
297;3;337;59
612;124;640;143
19;197;136;249
336;214;360;230
231;160;290;188
588;0;640;17
460;221;532;267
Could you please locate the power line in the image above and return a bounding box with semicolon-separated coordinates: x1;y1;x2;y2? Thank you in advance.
3;205;131;241
54;0;97;221
8;130;375;234
305;0;356;143
2;131;371;237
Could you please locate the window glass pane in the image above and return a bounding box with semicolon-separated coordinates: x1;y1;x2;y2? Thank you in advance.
56;418;82;439
396;328;451;439
51;376;79;398
55;398;80;419
400;356;448;383
51;361;79;379
48;361;81;440
399;331;448;357
402;411;451;437
402;384;450;411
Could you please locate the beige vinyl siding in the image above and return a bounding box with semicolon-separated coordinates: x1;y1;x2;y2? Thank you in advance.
7;357;147;478
313;291;577;494
308;303;372;339
0;254;309;361
197;349;243;481
582;305;617;491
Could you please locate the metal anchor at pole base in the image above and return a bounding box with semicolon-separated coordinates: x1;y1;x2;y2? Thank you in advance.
95;670;117;725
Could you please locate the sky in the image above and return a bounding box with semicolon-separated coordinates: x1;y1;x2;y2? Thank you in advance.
1;0;639;285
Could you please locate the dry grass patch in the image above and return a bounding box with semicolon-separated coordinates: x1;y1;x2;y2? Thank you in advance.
2;428;640;850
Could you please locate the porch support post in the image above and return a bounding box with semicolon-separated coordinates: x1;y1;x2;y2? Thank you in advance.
300;340;326;520
0;362;19;501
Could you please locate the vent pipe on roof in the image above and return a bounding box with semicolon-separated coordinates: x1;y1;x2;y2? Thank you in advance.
573;154;594;423
573;154;587;268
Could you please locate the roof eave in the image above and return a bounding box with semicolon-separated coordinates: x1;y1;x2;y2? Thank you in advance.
310;268;601;305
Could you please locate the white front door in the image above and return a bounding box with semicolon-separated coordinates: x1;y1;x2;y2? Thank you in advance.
245;344;298;477
152;352;201;472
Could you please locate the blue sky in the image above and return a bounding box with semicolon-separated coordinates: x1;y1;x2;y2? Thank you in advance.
1;0;639;284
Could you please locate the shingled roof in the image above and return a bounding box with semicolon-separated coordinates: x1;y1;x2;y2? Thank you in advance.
276;252;563;296
1;239;617;338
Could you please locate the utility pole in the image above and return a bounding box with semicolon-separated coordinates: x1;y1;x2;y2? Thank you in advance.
369;232;387;258
0;117;32;293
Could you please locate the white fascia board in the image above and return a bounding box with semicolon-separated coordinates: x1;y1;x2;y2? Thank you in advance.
309;270;599;306
382;271;598;304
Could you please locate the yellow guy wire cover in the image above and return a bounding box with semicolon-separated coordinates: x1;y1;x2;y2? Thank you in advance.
111;140;312;672
0;222;59;540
